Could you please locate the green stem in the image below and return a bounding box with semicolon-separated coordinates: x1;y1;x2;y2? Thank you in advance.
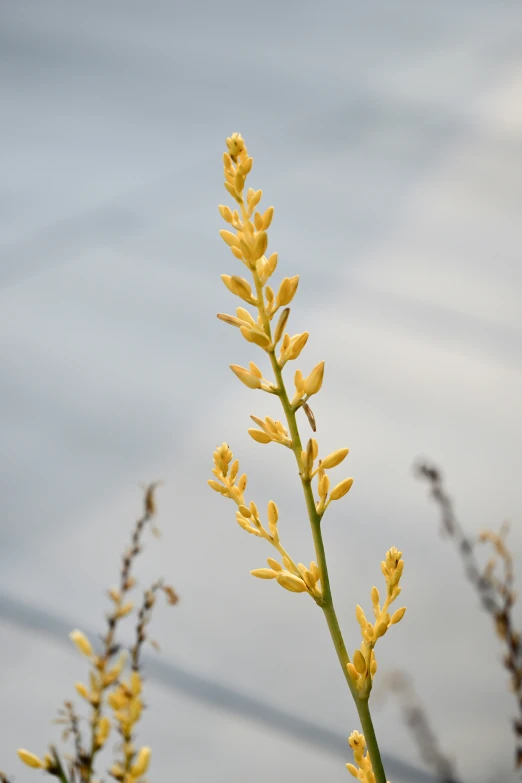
356;699;388;783
250;269;387;783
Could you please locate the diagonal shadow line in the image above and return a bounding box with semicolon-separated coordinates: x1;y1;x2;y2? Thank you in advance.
0;590;440;783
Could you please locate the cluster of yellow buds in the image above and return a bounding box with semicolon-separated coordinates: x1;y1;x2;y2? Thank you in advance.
208;443;323;600
347;548;406;696
346;731;390;783
252;557;322;596
299;438;353;507
107;672;151;782
248;415;291;447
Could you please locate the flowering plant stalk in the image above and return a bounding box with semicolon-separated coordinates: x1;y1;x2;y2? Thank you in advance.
13;484;177;783
209;133;407;783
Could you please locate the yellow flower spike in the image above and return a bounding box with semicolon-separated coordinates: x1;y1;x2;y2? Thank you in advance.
213;135;397;782
69;629;93;658
329;477;354;501
276;572;307;593
251;568;278;579
130;747;151;778
321;447;350;469
17;750;45;769
390;607;406;625
230;364;262;389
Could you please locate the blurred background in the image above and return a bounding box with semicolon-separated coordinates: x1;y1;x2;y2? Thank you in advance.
1;1;522;781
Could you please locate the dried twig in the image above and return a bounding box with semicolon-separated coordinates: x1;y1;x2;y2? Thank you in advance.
416;461;522;769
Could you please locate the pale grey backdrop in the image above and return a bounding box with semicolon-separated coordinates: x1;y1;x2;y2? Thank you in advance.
1;1;522;782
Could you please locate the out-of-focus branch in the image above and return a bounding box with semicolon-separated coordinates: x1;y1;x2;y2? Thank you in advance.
380;671;459;783
415;461;522;769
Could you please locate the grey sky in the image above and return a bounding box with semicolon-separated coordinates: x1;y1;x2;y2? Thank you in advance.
1;1;522;782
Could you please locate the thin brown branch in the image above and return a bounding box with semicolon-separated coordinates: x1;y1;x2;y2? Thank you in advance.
415;461;522;769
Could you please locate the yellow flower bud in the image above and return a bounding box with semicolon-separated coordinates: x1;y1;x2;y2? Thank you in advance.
321;447;349;469
249;361;263;378
375;621;388;638
346;663;359;681
218;204;233;223
251;568;277;579
318;474;330;499
248;428;272;443
130;747;151;778
285;332;309;361
370;586;379;606
69;629;93;658
267;500;278;527
304;361;325;396
207;480;229;495
266;252;278;276
240;326;271;348
230;364;262;389
391;607;406;625
130;671;142;695
75;682;89;699
353;649;367;675
266;557;282;571
17;750;44;769
276;573;307;593
221;274;255;303
95;716;111;747
252;231;268;261
261;206;274;229
329;477;354;501
219;229;240;247
346;763;359;777
276;275;299;307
